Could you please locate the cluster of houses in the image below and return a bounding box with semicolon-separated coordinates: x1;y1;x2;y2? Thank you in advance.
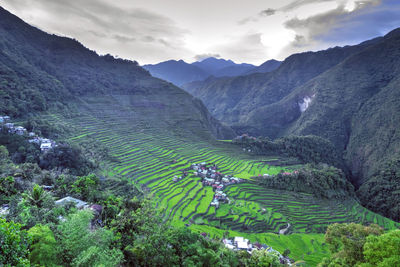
170;162;242;208
191;162;241;208
223;237;292;264
0;115;56;153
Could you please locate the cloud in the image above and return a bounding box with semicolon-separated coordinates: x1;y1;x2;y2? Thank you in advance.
1;0;192;64
284;0;383;40
279;0;336;11
213;33;273;63
194;53;221;61
259;8;276;16
277;0;393;59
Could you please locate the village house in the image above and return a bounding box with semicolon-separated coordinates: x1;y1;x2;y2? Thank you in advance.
29;137;41;144
55;196;88;209
15;126;27;136
0;116;10;124
40;142;53;152
210;199;219;208
0;204;9;217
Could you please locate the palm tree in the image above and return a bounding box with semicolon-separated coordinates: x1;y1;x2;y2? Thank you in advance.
25;184;46;208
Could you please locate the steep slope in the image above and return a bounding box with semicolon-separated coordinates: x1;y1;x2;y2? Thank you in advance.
241;29;400;220
244;59;281;75
183;40;379;124
142;60;209;86
0;6;234;140
286;29;400;181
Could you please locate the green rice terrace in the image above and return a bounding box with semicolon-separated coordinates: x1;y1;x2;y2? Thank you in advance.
41;106;399;266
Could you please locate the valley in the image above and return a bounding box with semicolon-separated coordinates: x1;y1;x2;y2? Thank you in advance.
38;101;398;265
1;4;400;266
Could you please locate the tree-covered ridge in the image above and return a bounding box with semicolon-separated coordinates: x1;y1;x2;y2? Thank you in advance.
184;28;400;221
0;6;234;140
233;135;354;199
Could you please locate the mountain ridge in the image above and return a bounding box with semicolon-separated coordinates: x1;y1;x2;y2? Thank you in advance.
0;6;234;140
143;57;280;86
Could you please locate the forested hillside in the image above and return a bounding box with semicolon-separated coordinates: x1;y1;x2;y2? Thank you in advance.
182;38;379;124
0;6;234;140
183;29;400;221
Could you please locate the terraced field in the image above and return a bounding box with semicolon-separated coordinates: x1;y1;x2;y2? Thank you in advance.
41;105;399;266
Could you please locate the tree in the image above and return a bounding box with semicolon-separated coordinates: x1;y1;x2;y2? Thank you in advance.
0;218;31;266
9;185;56;228
247;249;281;267
57;210;122;266
362;230;400;267
28;224;57;266
25;184;47;208
319;223;384;266
0;176;17;203
71;174;100;202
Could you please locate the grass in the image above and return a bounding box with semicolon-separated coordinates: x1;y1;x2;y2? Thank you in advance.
41;109;400;266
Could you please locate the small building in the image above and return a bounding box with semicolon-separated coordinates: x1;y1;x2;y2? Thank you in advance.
55;196;88;209
210;199;219;208
237;241;249;250
0;116;10;123
40;142;53;152
0;204;9;217
234;236;244;243
29;137;41;144
14;126;27;136
28;132;36;137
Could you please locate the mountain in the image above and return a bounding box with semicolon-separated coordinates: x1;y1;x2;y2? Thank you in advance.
192;57;236;73
184;30;400;220
183;41;377;124
143;57;256;86
142;60;209;86
0;6;234;140
244;59;281;75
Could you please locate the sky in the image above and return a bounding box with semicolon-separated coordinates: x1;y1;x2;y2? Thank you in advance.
1;0;400;65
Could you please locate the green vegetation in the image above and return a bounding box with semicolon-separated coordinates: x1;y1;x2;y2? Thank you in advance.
0;218;31;266
1;6;400;266
38;108;397;265
318;223;400;267
233;135;344;169
184;28;400;223
254;164;355;199
357;156;400;221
